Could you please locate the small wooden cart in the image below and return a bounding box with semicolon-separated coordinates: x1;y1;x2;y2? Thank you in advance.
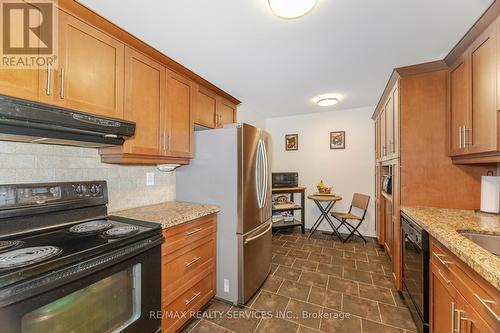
271;186;306;234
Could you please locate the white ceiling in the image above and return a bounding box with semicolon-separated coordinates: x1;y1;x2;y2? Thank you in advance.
80;0;493;119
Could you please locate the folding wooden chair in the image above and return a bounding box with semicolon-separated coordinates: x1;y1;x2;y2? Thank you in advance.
330;193;370;243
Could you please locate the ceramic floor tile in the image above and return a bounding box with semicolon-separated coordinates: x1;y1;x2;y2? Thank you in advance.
327;276;359;296
308;253;333;264
274;265;302;281
189;320;231;333
361;319;405;333
342;294;381;322
378;303;417;331
216;307;262;333
343;268;373;284
277;280;311;301
316;263;343;278
307;286;342;311
261;275;284;293
320;309;362;333
272;254;296;267
254;316;299;333
293;258;319;272
298;271;329;288
251;290;290;313
358;283;395;305
285;298;323;330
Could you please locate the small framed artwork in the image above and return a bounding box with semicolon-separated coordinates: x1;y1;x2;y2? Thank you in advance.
285;134;298;151
330;131;345;149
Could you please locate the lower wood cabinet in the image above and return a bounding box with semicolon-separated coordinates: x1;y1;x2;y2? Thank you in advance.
161;214;217;333
429;237;499;333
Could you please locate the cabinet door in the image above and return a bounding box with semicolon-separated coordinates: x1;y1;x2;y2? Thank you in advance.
449;55;469;156
217;98;236;128
385;95;394;157
430;262;457;333
468;20;497;154
54;11;124;118
380;108;387;158
195;86;217;128
165;70;193;158
392;83;400;156
0;69;41;101
123;47;165;155
375;120;380;159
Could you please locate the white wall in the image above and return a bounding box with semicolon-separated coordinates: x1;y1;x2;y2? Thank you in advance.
0;142;176;212
237;104;266;129
266;106;376;237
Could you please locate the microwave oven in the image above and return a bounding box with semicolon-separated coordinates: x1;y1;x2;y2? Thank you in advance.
272;172;298;188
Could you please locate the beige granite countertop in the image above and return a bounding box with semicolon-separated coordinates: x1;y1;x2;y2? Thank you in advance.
401;206;500;290
113;201;220;229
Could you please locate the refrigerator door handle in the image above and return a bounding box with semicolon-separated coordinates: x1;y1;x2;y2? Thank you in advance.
255;140;263;208
261;140;269;206
244;221;272;244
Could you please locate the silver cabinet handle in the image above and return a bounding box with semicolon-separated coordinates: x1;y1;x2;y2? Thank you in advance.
45;63;52;95
185;256;201;267
475;294;500;322
458;127;462;149
438;269;451;285
456;309;462;333
433;252;453;267
60;68;65;99
462;126;467;148
451;302;456;333
184;292;201;305
185;228;202;236
161;133;165;151
465;128;472;147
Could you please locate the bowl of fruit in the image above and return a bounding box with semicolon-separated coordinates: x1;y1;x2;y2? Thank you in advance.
316;180;332;194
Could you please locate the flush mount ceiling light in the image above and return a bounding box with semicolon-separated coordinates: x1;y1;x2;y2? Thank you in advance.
313;94;342;107
268;0;318;19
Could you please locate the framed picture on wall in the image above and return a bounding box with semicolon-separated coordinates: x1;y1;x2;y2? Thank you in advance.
330;131;345;149
285;134;298;151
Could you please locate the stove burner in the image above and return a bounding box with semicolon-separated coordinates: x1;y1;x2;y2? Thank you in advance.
0;246;62;269
103;226;140;239
69;220;113;235
0;240;24;253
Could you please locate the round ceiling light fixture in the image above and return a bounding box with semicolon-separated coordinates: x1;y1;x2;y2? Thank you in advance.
313;94;342;107
268;0;318;19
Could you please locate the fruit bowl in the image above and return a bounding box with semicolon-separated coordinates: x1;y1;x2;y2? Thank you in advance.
318;187;332;194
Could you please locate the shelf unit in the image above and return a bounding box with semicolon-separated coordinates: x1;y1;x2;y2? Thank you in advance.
271;186;306;234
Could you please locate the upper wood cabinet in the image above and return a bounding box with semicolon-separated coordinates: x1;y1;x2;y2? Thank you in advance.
165;70;193;158
0;69;41;101
122;47;165;156
217;98;236;128
195;86;217;129
46;10;124;119
448;17;499;163
375;80;399;162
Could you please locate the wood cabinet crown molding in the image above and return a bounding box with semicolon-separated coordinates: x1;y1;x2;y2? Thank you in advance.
58;0;240;106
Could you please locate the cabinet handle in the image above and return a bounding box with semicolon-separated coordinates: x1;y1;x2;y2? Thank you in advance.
433;252;453;267
185;256;201;267
456;309;462;333
458;127;462;149
475;294;500;322
185;228;202;236
438;269;451;285
462;126;467;148
164;133;169;151
60;68;65;99
214;112;218;127
451;302;456;333
465;128;472;147
218;114;222;127
45;63;51;95
184;292;201;305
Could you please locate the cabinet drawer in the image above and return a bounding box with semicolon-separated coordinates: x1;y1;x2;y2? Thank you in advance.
430;237;500;331
162;214;217;256
162;235;215;299
161;268;215;333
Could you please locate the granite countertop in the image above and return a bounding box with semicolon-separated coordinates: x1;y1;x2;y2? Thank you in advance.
113;201;220;229
401;206;500;290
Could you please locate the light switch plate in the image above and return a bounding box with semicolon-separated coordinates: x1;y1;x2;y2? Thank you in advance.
146;172;155;186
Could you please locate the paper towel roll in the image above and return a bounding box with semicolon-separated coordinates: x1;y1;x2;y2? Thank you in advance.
480;176;500;213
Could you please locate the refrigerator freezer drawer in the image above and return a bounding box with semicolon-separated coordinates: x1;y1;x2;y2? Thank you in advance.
238;220;272;304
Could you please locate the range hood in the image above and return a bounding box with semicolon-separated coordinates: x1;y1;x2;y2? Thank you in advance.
0;95;135;148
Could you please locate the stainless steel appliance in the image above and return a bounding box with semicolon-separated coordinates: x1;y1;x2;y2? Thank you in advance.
401;212;429;333
0;181;163;333
177;123;272;305
272;172;298;188
382;175;392;194
0;94;135;147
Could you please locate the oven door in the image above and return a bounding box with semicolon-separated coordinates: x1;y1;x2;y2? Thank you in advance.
0;242;161;333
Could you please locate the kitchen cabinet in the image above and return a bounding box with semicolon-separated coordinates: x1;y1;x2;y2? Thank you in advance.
217;98;237;128
0;69;41;101
165;70;194;158
161;214;217;333
122;47;165;156
448;17;499;163
47;10;124;119
384;198;393;258
195;86;218;128
375;80;399;162
429;237;499;333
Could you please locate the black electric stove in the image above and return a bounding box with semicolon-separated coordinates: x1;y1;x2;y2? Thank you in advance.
0;181;163;333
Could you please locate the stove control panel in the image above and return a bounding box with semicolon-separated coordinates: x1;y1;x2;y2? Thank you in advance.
0;181;107;209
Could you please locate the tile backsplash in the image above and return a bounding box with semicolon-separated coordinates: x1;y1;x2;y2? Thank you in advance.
0;142;175;212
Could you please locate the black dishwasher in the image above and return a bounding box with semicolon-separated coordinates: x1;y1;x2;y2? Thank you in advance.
401;212;429;333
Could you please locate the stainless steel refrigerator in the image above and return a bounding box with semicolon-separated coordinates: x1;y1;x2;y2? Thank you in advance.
177;123;272;305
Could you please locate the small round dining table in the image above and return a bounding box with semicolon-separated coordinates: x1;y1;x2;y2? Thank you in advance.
307;194;343;241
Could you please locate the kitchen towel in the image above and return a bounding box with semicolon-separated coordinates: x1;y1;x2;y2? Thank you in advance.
480;176;500;213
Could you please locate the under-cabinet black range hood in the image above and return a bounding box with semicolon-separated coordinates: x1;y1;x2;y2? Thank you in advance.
0;94;135;148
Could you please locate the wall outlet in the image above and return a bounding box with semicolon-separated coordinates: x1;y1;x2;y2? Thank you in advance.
223;279;229;293
146;172;155;186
